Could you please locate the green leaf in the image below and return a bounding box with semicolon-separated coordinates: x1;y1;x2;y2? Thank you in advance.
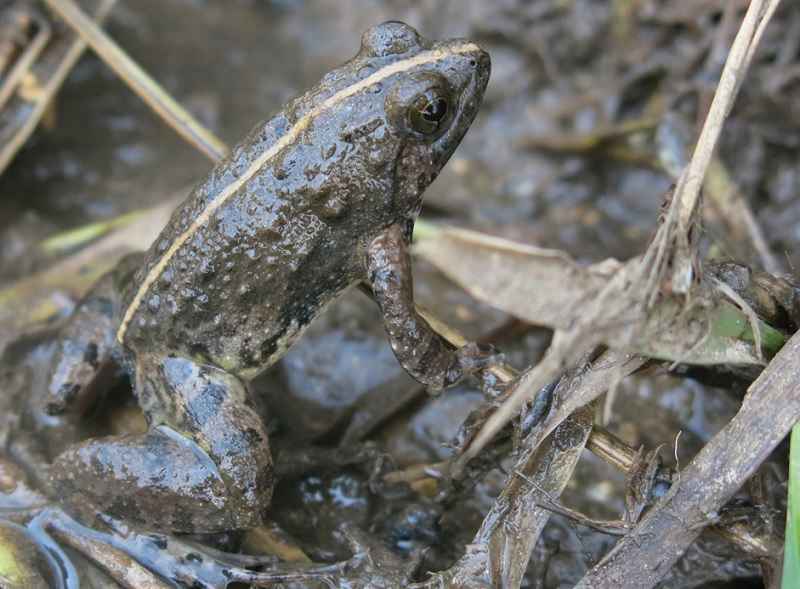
783;424;800;589
711;302;786;356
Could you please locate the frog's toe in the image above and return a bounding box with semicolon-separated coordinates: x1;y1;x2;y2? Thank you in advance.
444;342;504;388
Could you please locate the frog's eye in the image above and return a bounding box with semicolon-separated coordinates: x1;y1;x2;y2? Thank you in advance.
409;91;449;135
386;73;454;140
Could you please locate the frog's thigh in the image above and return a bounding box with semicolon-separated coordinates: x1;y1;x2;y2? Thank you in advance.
51;355;272;533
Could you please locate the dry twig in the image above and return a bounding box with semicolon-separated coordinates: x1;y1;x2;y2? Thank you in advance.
43;0;228;161
575;330;800;588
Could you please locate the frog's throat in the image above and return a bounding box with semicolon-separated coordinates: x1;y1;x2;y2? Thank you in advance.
116;41;481;344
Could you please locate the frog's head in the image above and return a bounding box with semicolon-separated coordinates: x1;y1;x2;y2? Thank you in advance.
304;22;489;227
356;22;490;221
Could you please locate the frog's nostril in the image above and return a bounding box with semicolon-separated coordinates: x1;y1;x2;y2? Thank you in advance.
467;51;490;72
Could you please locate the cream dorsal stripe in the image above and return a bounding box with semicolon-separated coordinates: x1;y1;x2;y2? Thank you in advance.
116;42;480;343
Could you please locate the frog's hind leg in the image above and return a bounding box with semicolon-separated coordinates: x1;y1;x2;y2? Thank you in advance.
43;253;142;416
49;355;273;533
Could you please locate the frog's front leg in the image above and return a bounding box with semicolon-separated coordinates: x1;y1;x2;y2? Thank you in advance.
49;355;273;533
366;224;494;391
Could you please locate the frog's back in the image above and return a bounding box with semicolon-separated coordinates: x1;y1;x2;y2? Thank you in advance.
116;21;489;378
117;115;357;375
117;48;403;376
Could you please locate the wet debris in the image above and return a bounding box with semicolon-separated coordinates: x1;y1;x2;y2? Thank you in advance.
0;0;115;176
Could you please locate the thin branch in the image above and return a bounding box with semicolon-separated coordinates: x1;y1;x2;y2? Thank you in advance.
675;0;778;230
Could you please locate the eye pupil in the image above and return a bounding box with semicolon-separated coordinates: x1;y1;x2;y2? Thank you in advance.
404;85;452;137
422;98;447;123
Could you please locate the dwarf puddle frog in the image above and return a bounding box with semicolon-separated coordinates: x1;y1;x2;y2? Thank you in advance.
43;22;490;533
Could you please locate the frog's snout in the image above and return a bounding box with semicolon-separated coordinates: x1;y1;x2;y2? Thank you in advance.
472;48;491;76
453;43;491;112
473;49;491;92
444;40;491;98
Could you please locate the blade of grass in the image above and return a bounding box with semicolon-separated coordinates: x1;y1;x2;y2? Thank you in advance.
675;0;779;230
783;424;800;588
38;209;146;255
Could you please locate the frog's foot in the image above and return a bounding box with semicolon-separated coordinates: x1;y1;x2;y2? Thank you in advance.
226;524;421;588
50;355;273;534
43;301;118;416
36;509;417;589
42;254;143;416
444;341;502;388
30;507;281;588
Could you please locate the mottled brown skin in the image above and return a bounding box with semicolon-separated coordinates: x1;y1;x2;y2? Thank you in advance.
43;22;490;534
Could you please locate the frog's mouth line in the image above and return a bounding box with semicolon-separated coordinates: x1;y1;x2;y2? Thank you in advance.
117;42;485;344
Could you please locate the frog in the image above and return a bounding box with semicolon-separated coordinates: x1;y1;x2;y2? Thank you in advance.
41;21;491;534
